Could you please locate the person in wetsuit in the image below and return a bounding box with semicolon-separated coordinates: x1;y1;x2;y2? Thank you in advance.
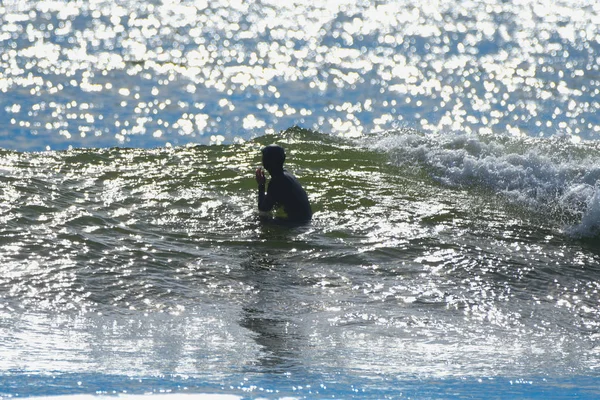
255;144;312;223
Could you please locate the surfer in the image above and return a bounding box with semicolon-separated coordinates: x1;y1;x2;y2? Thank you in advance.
255;144;312;223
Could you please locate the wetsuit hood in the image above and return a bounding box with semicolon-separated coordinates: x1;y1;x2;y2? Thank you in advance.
262;144;286;174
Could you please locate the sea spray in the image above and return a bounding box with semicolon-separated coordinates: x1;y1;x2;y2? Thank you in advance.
568;188;600;238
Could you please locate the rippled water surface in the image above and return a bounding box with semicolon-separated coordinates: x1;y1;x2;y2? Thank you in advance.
1;0;600;398
1;0;600;150
1;128;600;398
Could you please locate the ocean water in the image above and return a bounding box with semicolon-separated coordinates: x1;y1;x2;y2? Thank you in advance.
1;0;600;399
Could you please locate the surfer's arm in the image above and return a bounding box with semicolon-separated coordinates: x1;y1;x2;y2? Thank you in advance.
256;167;272;211
257;182;275;212
257;169;275;211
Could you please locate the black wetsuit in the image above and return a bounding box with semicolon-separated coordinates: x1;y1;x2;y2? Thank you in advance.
258;169;312;222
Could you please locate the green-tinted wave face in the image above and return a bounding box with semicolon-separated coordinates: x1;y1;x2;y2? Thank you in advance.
1;126;598;263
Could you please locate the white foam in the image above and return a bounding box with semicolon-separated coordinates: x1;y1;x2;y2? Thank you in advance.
567;188;600;238
367;130;600;238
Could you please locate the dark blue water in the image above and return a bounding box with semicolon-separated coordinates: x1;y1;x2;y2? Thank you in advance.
4;373;600;399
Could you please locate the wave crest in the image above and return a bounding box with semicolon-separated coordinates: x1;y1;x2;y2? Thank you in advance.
368;130;600;238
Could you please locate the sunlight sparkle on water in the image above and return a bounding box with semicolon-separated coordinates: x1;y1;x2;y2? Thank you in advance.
0;0;599;149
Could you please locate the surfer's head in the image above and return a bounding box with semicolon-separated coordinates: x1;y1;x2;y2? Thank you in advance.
261;144;286;174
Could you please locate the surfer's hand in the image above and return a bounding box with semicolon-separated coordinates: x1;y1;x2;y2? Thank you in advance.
255;167;266;185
